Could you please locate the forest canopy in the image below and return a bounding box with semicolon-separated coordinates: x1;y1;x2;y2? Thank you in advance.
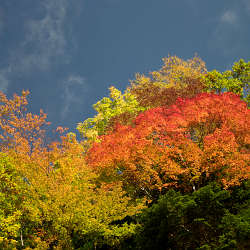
0;56;249;249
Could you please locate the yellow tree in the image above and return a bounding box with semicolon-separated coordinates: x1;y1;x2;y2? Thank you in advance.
0;153;24;249
0;90;144;249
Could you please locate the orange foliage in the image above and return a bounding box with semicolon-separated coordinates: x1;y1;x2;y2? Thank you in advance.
0;90;49;154
87;93;250;196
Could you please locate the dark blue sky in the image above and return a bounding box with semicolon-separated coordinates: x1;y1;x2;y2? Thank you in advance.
0;0;249;136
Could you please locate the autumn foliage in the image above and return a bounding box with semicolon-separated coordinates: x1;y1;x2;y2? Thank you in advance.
87;92;250;196
0;90;49;153
0;56;249;249
0;91;143;249
129;55;207;109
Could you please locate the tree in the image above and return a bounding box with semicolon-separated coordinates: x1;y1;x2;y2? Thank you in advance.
0;90;145;249
0;56;249;249
22;134;144;249
77;56;207;143
87;92;250;198
0;90;49;156
77;86;145;142
0;153;24;249
135;181;250;249
129;55;207;109
77;57;248;147
202;59;250;106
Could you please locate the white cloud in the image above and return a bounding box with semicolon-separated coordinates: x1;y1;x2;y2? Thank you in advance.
220;10;238;25
209;7;247;57
61;75;87;119
15;0;68;72
0;0;77;92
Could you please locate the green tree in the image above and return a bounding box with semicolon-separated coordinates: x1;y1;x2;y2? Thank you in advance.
77;86;145;142
202;59;250;106
135;182;250;250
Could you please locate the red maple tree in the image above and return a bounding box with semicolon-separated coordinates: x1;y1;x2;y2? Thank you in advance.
87;93;250;196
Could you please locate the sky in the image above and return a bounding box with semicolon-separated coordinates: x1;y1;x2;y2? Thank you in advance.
0;0;249;138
